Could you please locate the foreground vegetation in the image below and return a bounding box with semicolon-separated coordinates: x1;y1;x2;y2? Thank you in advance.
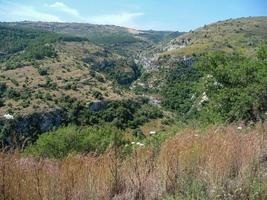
0;123;266;200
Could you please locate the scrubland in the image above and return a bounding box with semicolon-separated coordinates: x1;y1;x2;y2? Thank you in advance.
0;123;266;200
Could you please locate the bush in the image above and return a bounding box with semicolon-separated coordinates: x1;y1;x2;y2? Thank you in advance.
5;88;20;99
92;90;103;100
0;98;4;107
0;82;7;93
25;125;123;158
38;67;48;76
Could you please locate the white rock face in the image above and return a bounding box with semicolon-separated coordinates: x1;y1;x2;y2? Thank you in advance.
3;114;14;120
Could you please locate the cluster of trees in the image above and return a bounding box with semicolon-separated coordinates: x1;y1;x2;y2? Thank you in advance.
161;63;201;114
0;96;163;148
23;42;57;60
58;96;163;130
0;81;7;107
162;42;267;123
0;25;58;60
25;125;124;158
89;32;140;46
0;25;45;55
0;25;90;69
90;57;142;85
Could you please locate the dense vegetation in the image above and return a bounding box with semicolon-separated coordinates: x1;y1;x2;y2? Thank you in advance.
0;25;90;70
0;25;58;67
90;57;142;85
2;21;180;58
161;42;267;123
25;125;124;159
58;96;163;130
0;97;163;147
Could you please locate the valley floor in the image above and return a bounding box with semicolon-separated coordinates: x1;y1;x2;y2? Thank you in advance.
0;123;266;200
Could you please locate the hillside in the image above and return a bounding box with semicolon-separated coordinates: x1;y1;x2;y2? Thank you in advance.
137;16;267;70
133;17;267;123
0;25;139;116
162;16;267;57
1;21;182;57
0;24;169;145
0;22;182;118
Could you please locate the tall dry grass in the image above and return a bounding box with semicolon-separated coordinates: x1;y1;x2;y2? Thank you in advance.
0;123;266;200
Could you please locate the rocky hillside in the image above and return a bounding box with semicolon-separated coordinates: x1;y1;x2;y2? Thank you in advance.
137;16;267;70
162;16;267;57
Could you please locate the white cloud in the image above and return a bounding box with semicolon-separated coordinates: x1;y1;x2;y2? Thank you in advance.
88;12;144;27
0;1;144;28
0;1;62;22
49;2;79;17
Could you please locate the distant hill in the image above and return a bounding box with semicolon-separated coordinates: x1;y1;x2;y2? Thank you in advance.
1;21;182;57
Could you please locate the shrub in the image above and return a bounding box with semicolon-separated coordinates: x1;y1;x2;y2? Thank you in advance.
0;98;4;107
38;67;48;76
25;125;123;158
5;88;20;99
10;78;19;86
21;100;30;108
92;90;103;100
0;82;7;93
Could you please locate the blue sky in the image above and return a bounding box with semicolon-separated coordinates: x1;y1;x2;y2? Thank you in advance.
0;0;266;31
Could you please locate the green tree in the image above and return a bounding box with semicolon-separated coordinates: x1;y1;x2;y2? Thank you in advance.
194;43;267;122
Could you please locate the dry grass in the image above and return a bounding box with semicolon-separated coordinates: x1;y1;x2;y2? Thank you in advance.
0;123;266;200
